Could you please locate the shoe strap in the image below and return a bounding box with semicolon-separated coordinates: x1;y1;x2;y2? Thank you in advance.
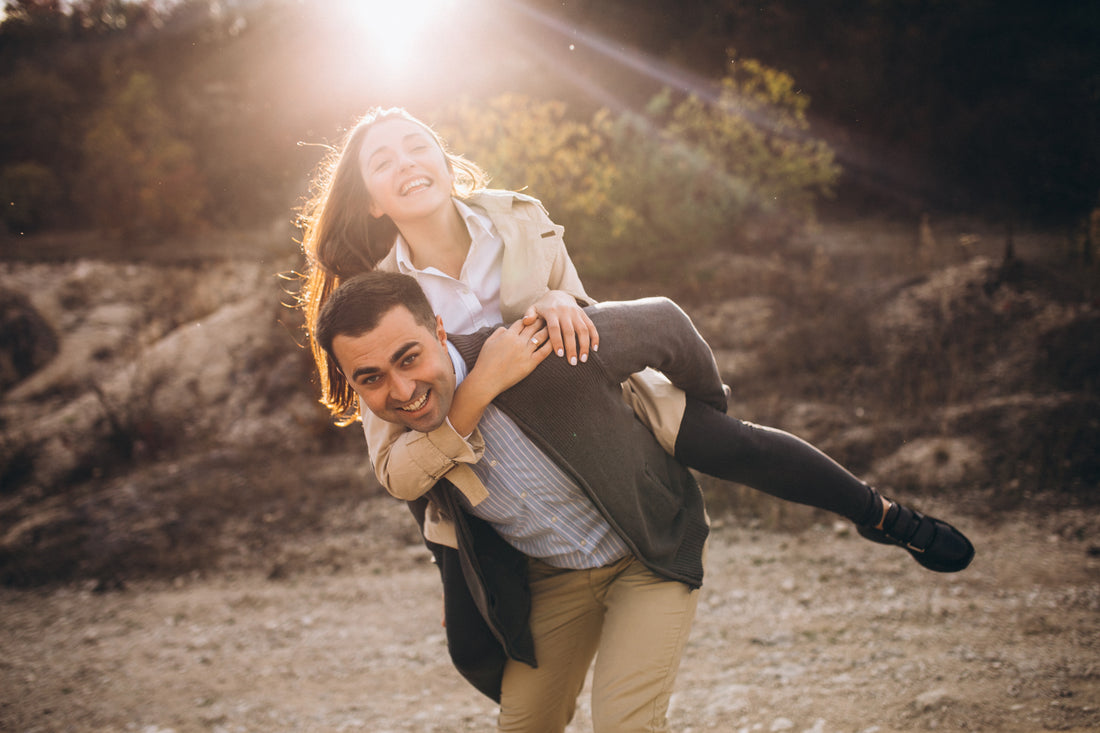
883;505;937;553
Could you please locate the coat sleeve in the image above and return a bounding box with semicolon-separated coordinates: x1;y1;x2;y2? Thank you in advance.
496;194;594;322
362;408;486;501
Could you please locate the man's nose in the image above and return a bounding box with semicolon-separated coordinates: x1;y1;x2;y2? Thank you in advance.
390;374;416;403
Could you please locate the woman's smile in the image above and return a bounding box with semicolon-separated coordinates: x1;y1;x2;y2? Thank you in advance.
400;177;432;196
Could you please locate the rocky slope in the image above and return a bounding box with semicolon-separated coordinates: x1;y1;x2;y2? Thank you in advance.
0;221;1096;588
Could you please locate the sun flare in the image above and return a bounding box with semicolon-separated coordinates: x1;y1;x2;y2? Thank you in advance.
335;0;456;69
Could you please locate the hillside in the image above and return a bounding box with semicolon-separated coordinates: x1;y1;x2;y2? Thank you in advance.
0;217;1098;729
0;218;1097;585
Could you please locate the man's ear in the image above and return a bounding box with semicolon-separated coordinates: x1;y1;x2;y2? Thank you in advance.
435;315;447;345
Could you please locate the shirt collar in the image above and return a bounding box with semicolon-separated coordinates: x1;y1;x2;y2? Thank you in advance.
446;339;467;385
392;198;493;275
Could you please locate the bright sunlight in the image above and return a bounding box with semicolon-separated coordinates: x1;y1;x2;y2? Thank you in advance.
333;0;457;70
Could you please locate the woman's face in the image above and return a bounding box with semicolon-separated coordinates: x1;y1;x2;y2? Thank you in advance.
358;118;454;224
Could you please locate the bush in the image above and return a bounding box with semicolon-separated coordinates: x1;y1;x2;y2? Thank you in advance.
435;94;638;267
74;71;208;236
592;55;840;277
434;54;839;281
0;161;63;233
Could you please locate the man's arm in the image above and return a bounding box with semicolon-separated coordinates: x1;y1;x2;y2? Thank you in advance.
586;298;728;413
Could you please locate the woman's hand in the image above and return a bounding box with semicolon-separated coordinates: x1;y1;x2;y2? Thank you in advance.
448;319;552;436
470;319;554;396
522;290;599;366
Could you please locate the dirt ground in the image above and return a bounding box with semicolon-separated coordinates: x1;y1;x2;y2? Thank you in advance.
2;496;1098;733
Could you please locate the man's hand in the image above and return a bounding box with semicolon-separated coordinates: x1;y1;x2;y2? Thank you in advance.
447;319;553;436
522;290;599;366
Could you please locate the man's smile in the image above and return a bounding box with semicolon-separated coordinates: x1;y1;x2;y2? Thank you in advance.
397;390;429;412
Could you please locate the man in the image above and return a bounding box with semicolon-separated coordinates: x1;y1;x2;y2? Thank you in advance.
314;271;974;732
316;270;730;732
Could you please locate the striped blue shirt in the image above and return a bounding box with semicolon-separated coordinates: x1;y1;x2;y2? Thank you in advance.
447;341;630;569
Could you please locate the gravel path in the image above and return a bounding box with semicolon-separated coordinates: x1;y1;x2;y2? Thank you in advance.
3;501;1098;733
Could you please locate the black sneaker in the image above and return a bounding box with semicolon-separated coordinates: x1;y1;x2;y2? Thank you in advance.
858;502;975;572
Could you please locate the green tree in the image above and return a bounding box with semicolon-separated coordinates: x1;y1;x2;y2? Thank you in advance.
664;54;841;221
0;66;79;171
590;53;841;274
75;71;208;235
435;94;637;264
0;0;67;44
434;59;838;279
0;161;62;233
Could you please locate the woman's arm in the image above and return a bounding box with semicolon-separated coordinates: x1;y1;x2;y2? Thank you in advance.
364;320;552;501
507;196;599;365
362;406;483;501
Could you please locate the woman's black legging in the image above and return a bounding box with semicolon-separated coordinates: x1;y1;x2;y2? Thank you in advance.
673;397;881;526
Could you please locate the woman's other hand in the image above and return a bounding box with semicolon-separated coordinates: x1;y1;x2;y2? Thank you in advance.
522;290;599;366
449;319;552;437
473;319;554;395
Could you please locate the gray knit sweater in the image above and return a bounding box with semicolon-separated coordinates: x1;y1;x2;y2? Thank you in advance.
449;297;726;588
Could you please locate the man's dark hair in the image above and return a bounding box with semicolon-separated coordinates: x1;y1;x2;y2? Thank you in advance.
315;271;438;365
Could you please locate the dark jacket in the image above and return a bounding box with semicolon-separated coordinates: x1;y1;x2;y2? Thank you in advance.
410;297;727;701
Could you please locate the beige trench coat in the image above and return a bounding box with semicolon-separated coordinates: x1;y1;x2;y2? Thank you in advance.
362;189;687;545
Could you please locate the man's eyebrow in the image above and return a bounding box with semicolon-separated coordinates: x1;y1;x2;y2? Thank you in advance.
350;341;419;381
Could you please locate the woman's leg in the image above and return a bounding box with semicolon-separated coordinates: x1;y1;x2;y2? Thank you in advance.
673;397;975;572
673;397;882;524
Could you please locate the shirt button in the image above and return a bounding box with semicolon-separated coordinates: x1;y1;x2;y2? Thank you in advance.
550;516;557;523
490;460;499;467
520;492;528;499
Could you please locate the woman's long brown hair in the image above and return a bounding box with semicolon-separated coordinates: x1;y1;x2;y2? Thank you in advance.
296;107;488;422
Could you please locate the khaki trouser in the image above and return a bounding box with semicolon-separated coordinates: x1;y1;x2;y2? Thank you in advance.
498;555;699;733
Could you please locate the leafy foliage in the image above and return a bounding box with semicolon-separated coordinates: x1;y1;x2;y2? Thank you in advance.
0;0;1095;242
437;55;840;277
435;95;638;272
0;161;63;233
74;71;208;236
662;55;840;221
0;66;79;171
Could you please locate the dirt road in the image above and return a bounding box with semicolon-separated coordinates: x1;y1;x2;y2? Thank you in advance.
3;498;1098;733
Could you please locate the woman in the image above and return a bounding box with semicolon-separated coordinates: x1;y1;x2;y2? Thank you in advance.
296;106;973;574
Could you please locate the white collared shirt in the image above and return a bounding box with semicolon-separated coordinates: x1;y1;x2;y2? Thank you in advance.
392;200;504;335
446;341;629;569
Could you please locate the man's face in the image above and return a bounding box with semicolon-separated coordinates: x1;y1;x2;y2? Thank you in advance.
332;306;456;433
